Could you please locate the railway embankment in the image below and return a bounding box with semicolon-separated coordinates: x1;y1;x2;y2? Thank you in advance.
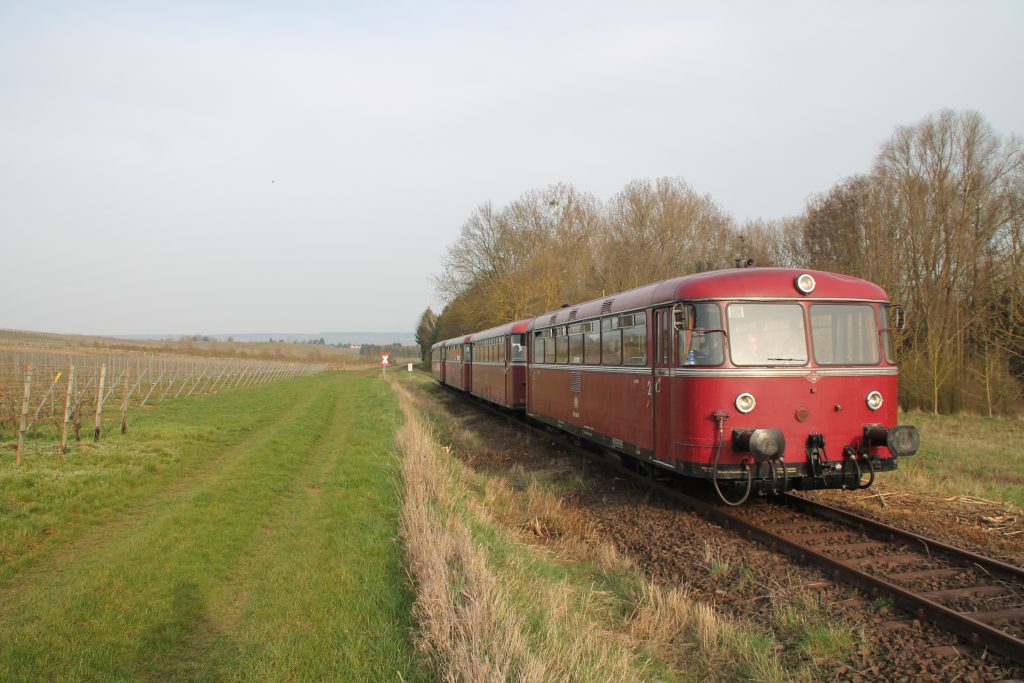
410;376;1024;681
401;375;871;681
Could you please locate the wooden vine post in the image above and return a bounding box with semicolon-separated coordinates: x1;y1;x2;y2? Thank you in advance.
16;365;33;466
60;365;76;454
94;364;107;442
120;370;129;434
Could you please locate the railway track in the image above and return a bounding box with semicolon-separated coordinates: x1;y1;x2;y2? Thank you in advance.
449;390;1024;669
611;459;1024;668
692;491;1024;667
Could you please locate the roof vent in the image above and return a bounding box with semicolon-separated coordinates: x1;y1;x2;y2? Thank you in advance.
568;309;578;321
548;314;558;325
600;300;613;314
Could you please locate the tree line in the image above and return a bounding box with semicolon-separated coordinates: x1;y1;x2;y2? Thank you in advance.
416;110;1023;416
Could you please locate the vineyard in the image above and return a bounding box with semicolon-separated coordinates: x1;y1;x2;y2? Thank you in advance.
0;347;325;462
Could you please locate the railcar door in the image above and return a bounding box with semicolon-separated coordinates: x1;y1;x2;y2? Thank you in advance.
653;306;675;462
503;335;511;406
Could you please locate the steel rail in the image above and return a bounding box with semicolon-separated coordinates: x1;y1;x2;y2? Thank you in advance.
780;493;1024;583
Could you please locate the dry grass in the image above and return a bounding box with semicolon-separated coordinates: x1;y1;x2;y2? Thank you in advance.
395;384;653;681
393;380;851;682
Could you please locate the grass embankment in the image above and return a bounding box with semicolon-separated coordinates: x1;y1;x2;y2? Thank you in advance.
0;372;426;681
395;376;853;682
891;410;1024;506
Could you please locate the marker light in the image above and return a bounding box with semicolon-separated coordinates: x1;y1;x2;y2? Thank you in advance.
735;392;757;414
795;273;816;294
866;390;884;411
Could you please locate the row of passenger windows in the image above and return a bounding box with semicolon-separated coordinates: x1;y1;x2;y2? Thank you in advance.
435;334;529;364
437;302;888;369
534;312;648;366
476;336;506;363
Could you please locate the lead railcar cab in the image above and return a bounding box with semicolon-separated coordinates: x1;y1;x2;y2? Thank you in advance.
527;268;919;504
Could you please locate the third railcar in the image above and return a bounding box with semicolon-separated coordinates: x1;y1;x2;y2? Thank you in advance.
432;268;919;504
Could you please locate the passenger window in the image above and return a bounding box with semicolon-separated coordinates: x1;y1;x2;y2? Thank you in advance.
544;332;556;364
568;333;583;364
584;322;601;364
555;329;569;364
622;324;647;366
534;334;544;364
602;318;621;365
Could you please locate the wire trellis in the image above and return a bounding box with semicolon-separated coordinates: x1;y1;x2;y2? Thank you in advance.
1;348;326;462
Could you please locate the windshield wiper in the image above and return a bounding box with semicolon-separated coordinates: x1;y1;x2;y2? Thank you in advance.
767;357;806;362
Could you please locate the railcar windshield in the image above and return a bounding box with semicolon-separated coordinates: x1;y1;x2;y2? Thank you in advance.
727;303;807;366
810;304;880;365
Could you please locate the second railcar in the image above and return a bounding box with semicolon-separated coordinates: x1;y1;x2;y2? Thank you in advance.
468;319;531;409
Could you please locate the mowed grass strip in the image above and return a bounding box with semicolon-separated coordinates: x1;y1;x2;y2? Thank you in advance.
0;372;426;682
180;374;428;682
0;376;320;579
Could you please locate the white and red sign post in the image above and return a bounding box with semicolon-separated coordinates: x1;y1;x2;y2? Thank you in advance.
380;353;390;377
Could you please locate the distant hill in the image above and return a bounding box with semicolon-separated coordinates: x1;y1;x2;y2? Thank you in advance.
115;331;416;345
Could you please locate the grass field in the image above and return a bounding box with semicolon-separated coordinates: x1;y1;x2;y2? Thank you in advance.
0;327;419;366
3;368;1020;681
0;372;427;681
891;410;1024;506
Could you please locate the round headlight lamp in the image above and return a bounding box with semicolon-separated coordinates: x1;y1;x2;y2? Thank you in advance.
795;273;816;294
866;390;883;411
735;392;756;414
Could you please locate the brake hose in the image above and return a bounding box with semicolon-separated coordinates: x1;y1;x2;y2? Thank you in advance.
859;453;875;489
712;419;752;506
775;456;788;494
846;452;862;489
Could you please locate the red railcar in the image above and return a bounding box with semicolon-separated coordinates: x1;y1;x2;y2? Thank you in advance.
432;268;919;503
430;340;445;384
525;268;918;503
467;320;531;409
438;336;473;392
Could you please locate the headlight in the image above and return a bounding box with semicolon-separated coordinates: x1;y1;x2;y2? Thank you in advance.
866;390;883;411
795;273;816;294
735;392;756;414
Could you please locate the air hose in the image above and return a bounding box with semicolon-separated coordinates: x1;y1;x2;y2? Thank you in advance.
775;456;788;494
846;452;862;489
711;419;752;506
859;453;876;489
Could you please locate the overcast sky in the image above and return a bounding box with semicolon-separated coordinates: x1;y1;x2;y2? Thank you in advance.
2;1;1021;336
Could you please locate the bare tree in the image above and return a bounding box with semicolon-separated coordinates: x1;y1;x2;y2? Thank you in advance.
595;177;733;292
874;110;1023;413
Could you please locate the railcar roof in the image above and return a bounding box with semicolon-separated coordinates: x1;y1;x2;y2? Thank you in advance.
436;335;472;348
466;318;532;341
530;268;889;328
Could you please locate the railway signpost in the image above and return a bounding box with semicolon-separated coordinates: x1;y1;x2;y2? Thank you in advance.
380;353;390;377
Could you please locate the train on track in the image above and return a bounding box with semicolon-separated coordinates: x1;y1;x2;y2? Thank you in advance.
431;267;920;505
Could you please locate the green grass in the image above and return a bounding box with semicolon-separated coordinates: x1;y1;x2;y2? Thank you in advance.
890;410;1024;505
0;372;427;682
